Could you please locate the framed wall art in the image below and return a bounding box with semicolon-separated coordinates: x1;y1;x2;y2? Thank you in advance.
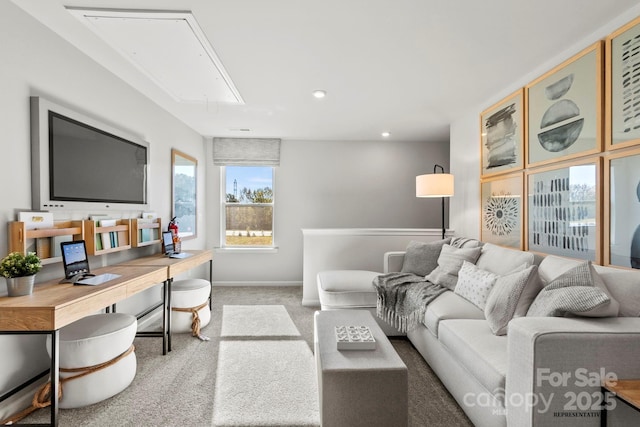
480;172;523;249
171;149;197;239
606;16;640;151
526;158;601;262
480;89;525;177
604;148;640;269
526;42;603;168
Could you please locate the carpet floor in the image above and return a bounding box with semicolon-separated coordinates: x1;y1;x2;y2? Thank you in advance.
18;286;472;426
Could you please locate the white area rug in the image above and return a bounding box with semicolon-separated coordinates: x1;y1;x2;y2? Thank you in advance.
220;305;301;337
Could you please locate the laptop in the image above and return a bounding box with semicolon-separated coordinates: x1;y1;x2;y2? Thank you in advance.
162;231;191;259
60;240;120;285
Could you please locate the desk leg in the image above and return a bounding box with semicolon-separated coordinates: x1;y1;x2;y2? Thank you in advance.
209;260;213;310
601;386;607;427
167;278;173;352
50;330;59;427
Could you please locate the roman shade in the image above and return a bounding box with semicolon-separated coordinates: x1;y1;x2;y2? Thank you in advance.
212;137;281;166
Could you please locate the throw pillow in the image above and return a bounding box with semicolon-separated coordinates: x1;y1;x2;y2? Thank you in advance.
425;244;482;290
454;261;498;310
526;261;618;318
484;265;541;335
400;238;451;276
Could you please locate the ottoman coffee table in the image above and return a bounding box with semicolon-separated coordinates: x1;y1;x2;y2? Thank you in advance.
314;309;408;427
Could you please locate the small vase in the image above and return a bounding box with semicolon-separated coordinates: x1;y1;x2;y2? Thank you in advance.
6;275;35;297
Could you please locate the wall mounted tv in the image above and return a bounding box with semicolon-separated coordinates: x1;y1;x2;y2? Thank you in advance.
31;96;149;211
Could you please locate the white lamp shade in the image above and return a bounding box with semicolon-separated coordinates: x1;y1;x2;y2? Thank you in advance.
416;174;454;198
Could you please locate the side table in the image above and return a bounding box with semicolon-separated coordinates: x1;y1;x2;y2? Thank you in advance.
601;379;640;427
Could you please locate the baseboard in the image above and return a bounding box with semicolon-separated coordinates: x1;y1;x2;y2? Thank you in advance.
212;281;302;287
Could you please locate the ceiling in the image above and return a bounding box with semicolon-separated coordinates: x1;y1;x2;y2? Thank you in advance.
10;0;640;142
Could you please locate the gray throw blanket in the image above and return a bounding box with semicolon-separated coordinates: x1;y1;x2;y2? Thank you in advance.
373;272;447;333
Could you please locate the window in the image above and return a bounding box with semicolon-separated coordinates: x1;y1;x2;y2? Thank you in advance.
221;166;274;247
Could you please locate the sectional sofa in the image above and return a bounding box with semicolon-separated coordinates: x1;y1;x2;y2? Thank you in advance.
317;238;640;426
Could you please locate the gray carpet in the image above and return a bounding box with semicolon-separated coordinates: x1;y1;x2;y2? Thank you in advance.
19;286;472;426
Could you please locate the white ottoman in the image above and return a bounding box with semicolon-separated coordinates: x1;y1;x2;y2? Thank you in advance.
317;270;402;336
46;313;137;409
171;278;211;336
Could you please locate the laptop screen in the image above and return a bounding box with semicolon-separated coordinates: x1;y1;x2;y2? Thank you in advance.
60;240;90;279
162;231;174;254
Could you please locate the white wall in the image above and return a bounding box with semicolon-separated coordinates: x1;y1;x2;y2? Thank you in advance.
0;2;206;412
450;4;640;240
206;138;450;284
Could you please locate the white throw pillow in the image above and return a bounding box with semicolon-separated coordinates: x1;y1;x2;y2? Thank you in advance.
425;244;482;291
454;261;498;311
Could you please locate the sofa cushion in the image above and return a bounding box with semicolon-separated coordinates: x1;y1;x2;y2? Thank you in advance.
438;319;507;406
594;265;640;317
454;261;498;310
537;255;582;285
400;238;450;276
475;243;535;275
484;265;541;335
317;270;380;309
425;244;482;290
424;291;484;337
526;261;617;317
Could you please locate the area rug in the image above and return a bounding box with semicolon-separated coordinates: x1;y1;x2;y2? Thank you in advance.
220;304;301;337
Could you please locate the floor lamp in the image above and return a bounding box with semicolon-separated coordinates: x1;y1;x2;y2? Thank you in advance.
416;165;454;239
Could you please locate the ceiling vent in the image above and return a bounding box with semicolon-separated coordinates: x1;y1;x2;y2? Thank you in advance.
67;8;244;104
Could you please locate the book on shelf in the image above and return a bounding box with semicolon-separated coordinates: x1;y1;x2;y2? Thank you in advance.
99;219;116;250
137;217;154;242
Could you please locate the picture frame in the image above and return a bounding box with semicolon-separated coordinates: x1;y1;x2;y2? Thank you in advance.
480;172;524;249
604;147;640;269
480;89;525;177
525;158;601;263
526;42;603;168
171;149;197;240
606;16;640;151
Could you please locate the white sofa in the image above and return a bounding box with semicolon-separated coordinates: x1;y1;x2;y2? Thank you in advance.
317;239;640;426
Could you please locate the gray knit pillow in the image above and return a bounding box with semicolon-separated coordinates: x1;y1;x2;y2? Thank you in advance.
484;265;541;335
526;261;617;317
425;244;482;290
400;238;451;276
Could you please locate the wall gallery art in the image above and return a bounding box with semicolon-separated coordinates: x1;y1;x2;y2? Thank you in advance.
607;16;640;150
526;42;603;167
605;149;640;269
527;160;599;262
480;90;524;177
481;173;523;249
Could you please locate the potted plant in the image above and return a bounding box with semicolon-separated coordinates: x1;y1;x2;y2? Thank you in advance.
0;252;42;297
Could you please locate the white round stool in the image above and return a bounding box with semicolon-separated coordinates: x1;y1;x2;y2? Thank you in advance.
45;313;137;408
171;279;211;337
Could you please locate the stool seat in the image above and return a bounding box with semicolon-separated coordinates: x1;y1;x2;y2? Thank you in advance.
46;313;137;409
171;278;211;335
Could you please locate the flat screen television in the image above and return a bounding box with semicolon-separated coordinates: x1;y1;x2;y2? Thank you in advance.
31;96;149;211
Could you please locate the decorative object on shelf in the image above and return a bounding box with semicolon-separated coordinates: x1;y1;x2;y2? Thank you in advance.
335;325;376;350
526;159;600;262
606;15;640;150
526;41;603;167
0;252;42;296
481;173;524;249
416;164;455;239
480;89;525;177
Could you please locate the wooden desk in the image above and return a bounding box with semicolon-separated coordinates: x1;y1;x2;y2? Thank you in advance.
0;264;168;427
118;250;213;351
601;379;640;426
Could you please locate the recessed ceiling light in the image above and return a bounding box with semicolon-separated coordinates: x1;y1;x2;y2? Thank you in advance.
381;132;391;137
313;90;327;99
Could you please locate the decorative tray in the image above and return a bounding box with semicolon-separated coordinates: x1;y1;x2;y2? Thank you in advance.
335;325;376;350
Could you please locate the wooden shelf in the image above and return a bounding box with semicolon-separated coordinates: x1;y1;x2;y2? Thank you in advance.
8;220;84;265
131;218;162;248
83;219;131;256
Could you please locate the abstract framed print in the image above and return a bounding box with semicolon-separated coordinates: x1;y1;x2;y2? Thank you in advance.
606;16;640;150
481;172;523;249
526;158;601;262
604;148;640;269
526;42;603;167
480;89;524;177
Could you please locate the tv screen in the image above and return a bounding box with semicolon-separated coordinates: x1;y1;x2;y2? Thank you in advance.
49;112;147;204
31;96;150;211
